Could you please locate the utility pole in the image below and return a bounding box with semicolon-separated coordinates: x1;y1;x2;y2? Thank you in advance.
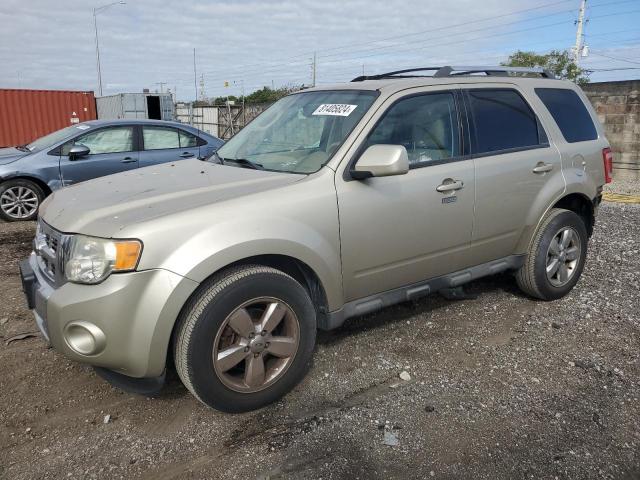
199;74;206;102
193;48;198;103
93;1;126;97
573;0;587;64
312;52;317;87
155;82;167;93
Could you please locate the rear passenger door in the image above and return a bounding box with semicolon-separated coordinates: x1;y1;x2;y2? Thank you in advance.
138;125;201;168
465;86;562;264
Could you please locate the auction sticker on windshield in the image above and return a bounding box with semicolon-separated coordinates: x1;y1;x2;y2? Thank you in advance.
312;104;357;116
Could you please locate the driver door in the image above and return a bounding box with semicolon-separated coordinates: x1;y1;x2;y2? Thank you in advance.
336;89;476;302
59;126;138;186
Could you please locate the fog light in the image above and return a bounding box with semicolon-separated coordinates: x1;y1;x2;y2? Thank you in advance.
64;322;106;355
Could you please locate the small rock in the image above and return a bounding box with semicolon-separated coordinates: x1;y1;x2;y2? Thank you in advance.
574;360;595;369
399;371;411;381
425;405;436;413
551;322;561;329
531;377;540;384
25;427;31;434
0;317;8;325
383;431;399;446
103;415;111;424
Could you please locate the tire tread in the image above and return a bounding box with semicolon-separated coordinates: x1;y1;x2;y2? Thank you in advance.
174;265;298;407
516;208;568;300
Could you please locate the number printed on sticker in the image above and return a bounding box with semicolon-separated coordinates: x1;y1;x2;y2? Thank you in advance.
312;104;358;116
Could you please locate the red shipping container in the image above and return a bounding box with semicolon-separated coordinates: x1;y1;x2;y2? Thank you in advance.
0;89;97;148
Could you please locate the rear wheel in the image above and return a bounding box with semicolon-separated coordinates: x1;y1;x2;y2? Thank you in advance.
0;179;44;222
174;265;316;412
516;208;588;300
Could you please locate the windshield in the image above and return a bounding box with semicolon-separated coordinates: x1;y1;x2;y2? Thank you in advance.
216;90;378;173
26;125;89;152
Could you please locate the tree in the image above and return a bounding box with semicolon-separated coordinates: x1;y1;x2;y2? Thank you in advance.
211;95;238;105
502;50;590;85
243;85;304;105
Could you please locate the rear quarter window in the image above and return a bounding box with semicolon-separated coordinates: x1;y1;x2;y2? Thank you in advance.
535;88;598;143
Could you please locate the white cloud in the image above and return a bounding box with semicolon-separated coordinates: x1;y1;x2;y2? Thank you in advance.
0;0;637;99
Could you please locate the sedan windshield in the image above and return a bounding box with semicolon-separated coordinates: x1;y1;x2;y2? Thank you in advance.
215;90;378;173
26;125;89;152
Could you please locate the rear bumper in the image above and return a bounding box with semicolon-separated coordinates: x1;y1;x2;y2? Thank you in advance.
19;253;199;378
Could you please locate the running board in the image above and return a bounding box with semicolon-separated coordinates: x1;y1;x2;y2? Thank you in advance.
320;255;525;330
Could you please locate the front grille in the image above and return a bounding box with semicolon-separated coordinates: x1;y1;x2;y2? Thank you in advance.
35;220;64;285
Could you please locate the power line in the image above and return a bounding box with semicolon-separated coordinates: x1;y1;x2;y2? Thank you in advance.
197;0;579;80
204;6;640;95
589;51;640;65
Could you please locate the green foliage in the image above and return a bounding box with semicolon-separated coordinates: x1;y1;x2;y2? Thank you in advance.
502;50;590;85
243;85;304;105
211;95;239;105
210;85;306;106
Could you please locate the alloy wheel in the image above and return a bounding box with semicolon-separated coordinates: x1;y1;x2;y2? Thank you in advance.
1;186;39;219
546;226;581;287
212;297;300;393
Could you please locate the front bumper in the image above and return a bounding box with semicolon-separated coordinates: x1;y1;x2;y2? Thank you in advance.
20;253;198;378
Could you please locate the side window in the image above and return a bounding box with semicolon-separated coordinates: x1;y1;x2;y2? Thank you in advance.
535;88;597;143
143;127;180;150
63;127;134;155
467;89;540;154
365;92;460;165
179;129;199;148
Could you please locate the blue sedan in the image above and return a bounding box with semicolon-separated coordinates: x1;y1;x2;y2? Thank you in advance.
0;119;223;221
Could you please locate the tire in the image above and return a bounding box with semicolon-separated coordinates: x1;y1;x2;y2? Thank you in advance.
516;208;588;300
0;179;45;222
174;265;316;412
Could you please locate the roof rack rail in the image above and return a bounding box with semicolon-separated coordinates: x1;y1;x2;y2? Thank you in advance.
351;65;555;82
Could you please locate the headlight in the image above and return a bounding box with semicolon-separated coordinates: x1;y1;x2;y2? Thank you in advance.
65;235;142;284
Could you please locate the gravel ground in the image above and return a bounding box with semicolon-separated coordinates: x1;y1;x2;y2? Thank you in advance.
0;182;638;480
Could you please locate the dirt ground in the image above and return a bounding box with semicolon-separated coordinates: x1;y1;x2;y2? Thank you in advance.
0;195;639;479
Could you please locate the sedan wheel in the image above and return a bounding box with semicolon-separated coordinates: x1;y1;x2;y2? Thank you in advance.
0;180;44;222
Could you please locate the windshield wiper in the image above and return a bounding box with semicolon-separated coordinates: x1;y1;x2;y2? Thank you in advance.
15;144;30;152
219;157;264;170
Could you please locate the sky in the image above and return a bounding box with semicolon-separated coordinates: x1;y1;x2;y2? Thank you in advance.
1;0;639;101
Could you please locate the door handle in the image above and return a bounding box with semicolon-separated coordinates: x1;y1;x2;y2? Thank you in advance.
121;157;136;164
436;179;464;193
532;162;553;173
180;152;195;158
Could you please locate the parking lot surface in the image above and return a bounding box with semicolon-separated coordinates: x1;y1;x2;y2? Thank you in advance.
0;193;638;479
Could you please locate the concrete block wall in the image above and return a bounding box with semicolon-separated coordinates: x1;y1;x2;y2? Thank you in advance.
582;80;640;180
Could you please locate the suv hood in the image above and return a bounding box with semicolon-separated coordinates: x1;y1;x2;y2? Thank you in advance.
40;159;304;237
0;147;30;165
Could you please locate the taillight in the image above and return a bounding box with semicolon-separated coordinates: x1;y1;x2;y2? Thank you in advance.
602;147;613;184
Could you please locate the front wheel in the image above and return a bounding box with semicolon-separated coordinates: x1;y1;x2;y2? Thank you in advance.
0;179;44;222
516;208;588;300
174;265;316;412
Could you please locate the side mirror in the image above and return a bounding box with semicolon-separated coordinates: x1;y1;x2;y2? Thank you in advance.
68;144;90;160
351;144;409;179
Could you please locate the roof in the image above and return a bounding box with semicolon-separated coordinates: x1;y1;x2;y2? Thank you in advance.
304;66;570;95
82;119;188;127
78;119;220;139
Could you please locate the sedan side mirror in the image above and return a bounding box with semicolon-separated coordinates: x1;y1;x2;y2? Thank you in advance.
351;144;409;180
68;144;90;160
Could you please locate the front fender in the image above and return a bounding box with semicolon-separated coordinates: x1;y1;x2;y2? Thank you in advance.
165;217;342;311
